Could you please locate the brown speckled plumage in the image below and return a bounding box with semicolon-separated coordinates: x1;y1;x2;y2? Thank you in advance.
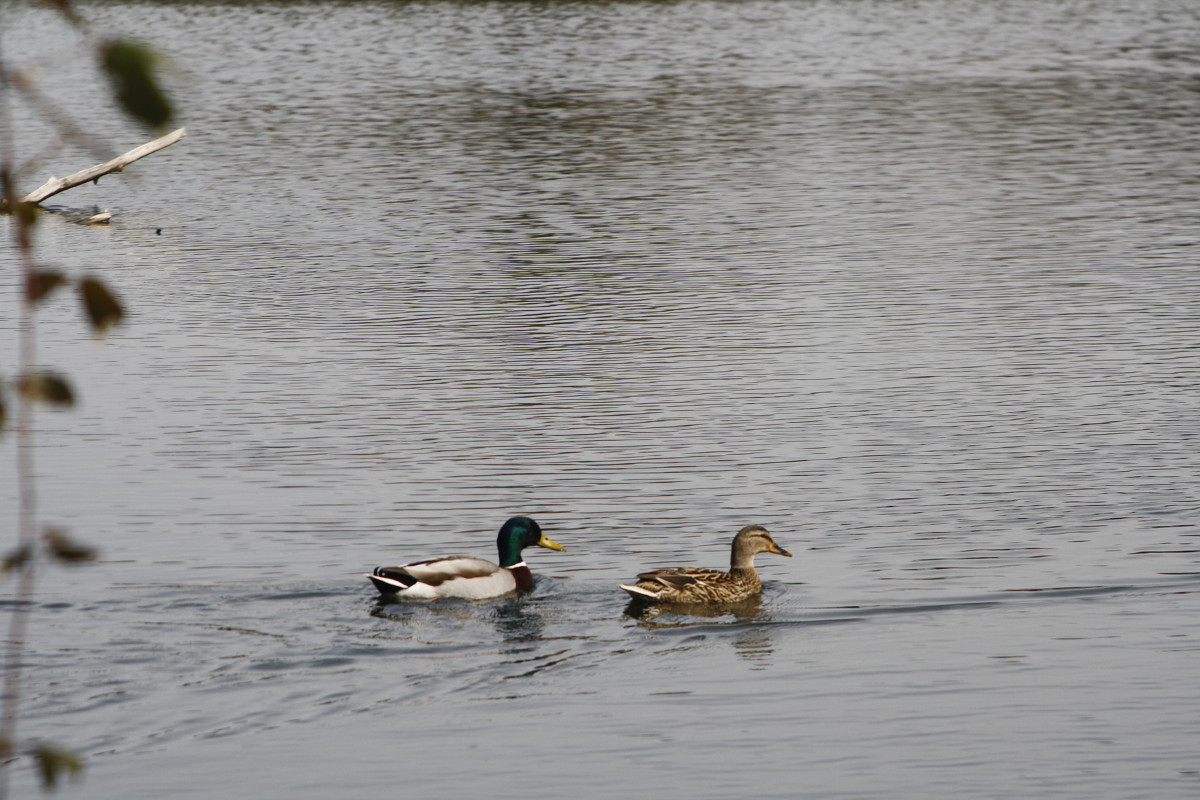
619;525;792;605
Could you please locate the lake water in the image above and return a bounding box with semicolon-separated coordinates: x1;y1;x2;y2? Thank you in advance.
2;0;1199;797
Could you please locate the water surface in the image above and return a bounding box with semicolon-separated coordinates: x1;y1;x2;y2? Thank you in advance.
1;0;1199;797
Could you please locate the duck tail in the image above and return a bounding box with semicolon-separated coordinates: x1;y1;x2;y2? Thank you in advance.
619;583;659;600
368;567;418;593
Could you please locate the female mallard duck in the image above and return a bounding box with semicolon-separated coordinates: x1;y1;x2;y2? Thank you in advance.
619;525;791;604
367;516;565;600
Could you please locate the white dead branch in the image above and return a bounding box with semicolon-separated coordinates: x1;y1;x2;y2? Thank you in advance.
22;127;186;205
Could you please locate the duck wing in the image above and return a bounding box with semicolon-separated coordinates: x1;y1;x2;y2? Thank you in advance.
636;567;729;589
376;555;502;587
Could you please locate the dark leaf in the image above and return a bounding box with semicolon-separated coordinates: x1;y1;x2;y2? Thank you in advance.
36;0;82;25
26;269;67;304
98;39;173;129
44;528;97;564
13;199;39;226
17;372;75;407
78;276;125;333
1;170;16;222
31;742;85;791
0;546;33;576
12;201;39;247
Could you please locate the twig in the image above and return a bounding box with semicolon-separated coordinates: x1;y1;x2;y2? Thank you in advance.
21;126;186;205
0;150;41;800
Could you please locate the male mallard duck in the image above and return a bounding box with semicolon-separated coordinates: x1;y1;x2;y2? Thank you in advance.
619;525;791;604
367;516;565;600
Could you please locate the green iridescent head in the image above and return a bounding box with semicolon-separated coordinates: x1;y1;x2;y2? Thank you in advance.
495;516;565;567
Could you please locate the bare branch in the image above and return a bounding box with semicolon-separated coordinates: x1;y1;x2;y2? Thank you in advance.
21;126;185;205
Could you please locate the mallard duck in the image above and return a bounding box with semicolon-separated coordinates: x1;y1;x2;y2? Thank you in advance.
619;525;791;604
367;516;565;600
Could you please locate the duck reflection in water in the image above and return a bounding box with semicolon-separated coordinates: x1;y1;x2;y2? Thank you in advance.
368;591;548;650
489;598;545;644
625;596;778;668
624;594;768;623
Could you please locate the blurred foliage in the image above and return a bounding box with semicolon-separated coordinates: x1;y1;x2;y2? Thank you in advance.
35;0;82;26
3;1;168;794
25;270;66;304
0;547;32;577
99;39;173;131
9;200;37;248
78;276;125;334
15;372;75;408
43;529;97;564
31;742;84;791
